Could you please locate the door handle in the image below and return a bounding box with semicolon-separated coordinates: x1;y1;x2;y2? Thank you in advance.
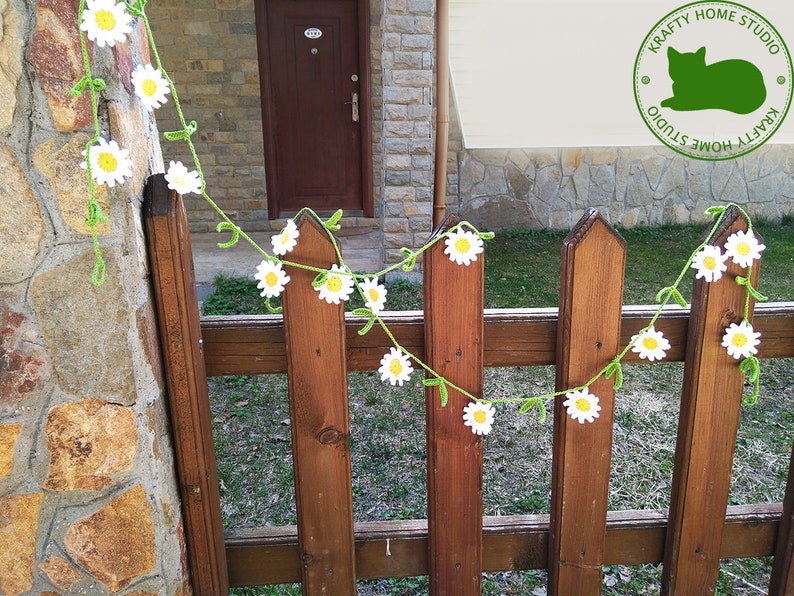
350;92;359;123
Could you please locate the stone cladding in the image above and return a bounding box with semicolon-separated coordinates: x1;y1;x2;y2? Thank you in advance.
0;1;189;593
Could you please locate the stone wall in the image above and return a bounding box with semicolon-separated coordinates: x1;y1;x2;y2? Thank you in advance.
451;144;794;232
0;1;189;594
147;0;267;233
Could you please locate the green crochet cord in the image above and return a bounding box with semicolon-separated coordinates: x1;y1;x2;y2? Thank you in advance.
73;0;766;419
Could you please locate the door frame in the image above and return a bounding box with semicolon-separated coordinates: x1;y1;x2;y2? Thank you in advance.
254;0;374;219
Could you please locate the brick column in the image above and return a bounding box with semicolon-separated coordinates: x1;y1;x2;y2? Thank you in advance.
380;0;436;267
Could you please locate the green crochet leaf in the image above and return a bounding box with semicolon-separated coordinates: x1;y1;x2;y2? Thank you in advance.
655;286;687;308
739;356;761;406
704;205;727;218
164;120;198;141
264;297;282;314
323;209;343;232
423;377;448;406
605;360;624;391
312;271;328;288
519;398;547;423
215;221;240;248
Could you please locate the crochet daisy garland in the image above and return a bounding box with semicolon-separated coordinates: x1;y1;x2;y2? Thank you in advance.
74;1;767;435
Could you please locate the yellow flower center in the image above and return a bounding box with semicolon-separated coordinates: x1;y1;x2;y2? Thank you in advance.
455;237;471;254
737;242;751;256
97;152;118;173
473;410;487;424
265;272;278;287
368;288;380;302
703;256;717;270
327;276;342;292
95;10;116;31
142;79;158;97
575;398;591;412
389;359;402;375
642;336;659;350
732;333;748;347
280;230;290;244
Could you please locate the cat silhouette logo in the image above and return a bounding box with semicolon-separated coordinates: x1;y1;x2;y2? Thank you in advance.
662;46;766;114
634;1;792;160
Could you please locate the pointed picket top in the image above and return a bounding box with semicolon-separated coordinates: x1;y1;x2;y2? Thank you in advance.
562;208;627;254
550;208;626;595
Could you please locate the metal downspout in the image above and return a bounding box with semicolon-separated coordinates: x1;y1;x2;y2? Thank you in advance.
432;0;449;228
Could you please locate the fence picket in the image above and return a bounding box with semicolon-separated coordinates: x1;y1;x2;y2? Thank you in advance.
662;206;761;594
143;175;229;595
424;217;485;595
281;214;356;594
549;210;626;594
769;438;794;594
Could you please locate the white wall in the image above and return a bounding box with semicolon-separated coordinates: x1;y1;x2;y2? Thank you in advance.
449;0;794;148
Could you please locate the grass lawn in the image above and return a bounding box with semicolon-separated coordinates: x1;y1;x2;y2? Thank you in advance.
203;219;794;595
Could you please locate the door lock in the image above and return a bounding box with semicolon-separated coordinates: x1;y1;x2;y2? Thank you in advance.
350;92;359;123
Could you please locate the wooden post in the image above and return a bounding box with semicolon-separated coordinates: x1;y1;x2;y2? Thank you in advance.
143;174;229;595
424;216;485;595
769;437;794;594
281;214;357;594
549;210;626;595
662;206;761;594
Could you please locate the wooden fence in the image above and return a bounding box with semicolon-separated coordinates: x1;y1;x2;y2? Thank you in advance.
143;174;794;594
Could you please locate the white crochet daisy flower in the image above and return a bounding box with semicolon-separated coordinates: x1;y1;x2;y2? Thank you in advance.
131;64;171;110
562;388;601;424
80;0;133;48
721;321;761;360
360;277;387;314
271;219;300;256
81;137;132;188
444;229;484;266
462;402;495;435
165;161;202;195
631;326;671;362
315;264;355;304
724;230;765;269
254;260;290;298
378;347;413;386
691;245;729;282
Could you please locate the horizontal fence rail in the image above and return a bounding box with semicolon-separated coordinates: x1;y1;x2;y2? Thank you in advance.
223;504;784;586
200;303;794;376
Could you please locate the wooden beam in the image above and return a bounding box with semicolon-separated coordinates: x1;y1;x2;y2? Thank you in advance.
424;217;485;594
199;303;794;376
769;437;794;594
549;210;626;594
143;175;229;595
663;207;762;594
224;505;783;587
280;214;357;593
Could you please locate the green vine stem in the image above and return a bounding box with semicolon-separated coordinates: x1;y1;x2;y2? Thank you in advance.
75;2;766;425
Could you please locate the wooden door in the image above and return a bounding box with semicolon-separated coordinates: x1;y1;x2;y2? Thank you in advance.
256;0;372;218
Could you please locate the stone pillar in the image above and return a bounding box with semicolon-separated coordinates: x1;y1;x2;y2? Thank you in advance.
0;1;190;594
380;0;436;266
